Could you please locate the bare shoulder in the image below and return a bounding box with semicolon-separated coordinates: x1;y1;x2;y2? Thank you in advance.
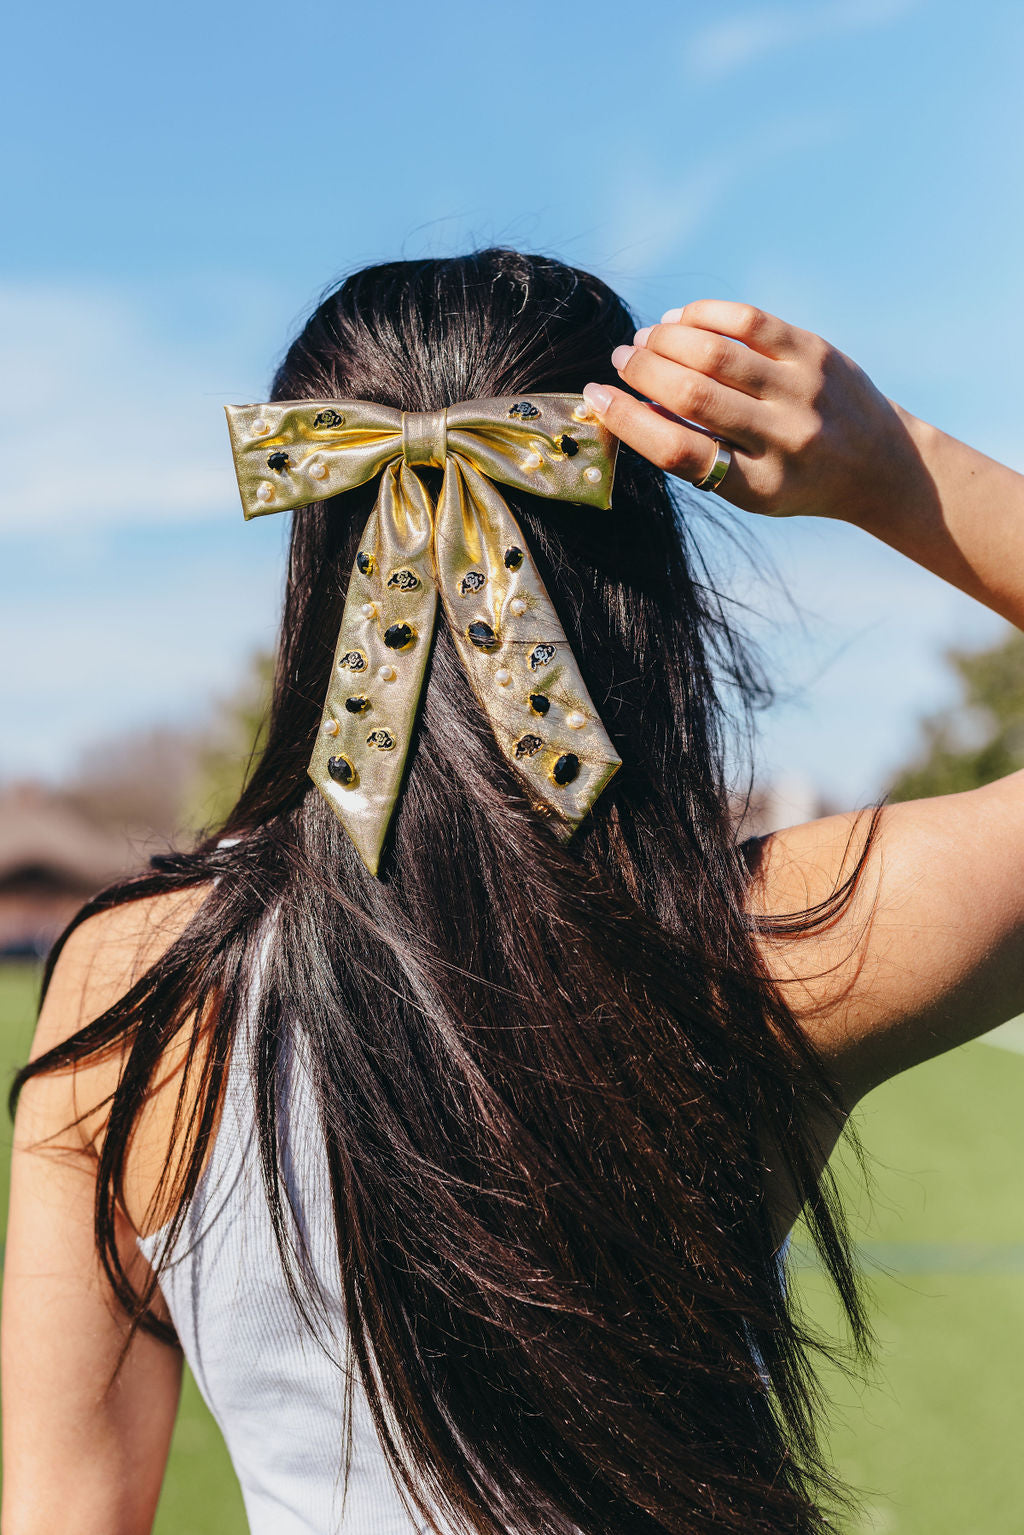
20;884;215;1233
745;771;1024;1103
32;884;210;1062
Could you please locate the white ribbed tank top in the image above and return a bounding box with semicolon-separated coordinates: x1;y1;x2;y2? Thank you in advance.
137;918;792;1535
136;941;434;1535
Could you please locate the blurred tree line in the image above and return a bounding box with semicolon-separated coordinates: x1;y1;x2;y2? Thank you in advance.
62;650;274;846
890;625;1024;801
188;650;275;830
52;623;1024;848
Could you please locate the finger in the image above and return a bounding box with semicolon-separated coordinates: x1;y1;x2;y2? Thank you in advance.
582;383;757;507
660;300;809;361
611;344;768;452
633;321;777;399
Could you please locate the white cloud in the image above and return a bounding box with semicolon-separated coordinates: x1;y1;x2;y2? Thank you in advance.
0;530;283;780
601;113;842;285
0;275;297;775
601;152;733;281
686;0;923;82
0;278;287;532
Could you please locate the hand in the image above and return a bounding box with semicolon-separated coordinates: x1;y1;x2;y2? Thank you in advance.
583;301;924;524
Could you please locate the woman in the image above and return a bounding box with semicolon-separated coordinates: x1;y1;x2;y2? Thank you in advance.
4;249;1023;1535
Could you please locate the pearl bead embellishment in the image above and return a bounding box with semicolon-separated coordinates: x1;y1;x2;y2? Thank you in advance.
378;664;397;681
495;668;512;686
509;597;526;617
523;451;543;471
361;601;377;619
323;718;340;736
566;710;586;730
309;459;329;481
256;481;274;503
573;404;592;421
251;418;270;436
583;466;602;484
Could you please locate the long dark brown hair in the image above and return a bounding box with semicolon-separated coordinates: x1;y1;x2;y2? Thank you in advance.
15;249;873;1533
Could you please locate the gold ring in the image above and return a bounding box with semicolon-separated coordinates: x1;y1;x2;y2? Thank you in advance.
693;440;731;493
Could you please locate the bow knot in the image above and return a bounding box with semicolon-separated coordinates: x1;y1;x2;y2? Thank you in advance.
225;393;621;875
402;408;448;468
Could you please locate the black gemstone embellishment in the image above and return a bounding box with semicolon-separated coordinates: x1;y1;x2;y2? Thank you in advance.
529;693;550;715
383;622;415;650
339;649;367;671
504;546;524;570
345;696;370;714
467;620;499;651
508;401;541;420
313;408;344;429
356;551;375;576
327;754;355;786
366;729;396;750
386;568;420;591
460;570;487;595
555;434;579;458
266;450;290;472
530;643;556;670
515;734;544;759
552;752;580;786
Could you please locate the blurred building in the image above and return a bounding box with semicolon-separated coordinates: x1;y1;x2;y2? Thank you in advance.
0;758;830;959
0;783;137;957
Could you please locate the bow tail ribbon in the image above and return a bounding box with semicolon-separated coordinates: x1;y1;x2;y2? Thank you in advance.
308;462;439;875
309;456;621;874
435;456;621;827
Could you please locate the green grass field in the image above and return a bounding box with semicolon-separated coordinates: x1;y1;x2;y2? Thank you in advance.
2;960;1022;1533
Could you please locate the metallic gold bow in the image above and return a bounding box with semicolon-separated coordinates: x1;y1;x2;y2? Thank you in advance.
224;394;622;875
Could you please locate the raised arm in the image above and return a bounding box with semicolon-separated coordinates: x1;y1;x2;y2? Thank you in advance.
582;305;1024;1102
583;301;1024;627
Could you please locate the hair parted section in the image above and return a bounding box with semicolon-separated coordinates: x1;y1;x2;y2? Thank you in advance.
15;248;873;1534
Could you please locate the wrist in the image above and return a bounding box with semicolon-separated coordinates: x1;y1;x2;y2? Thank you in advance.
895;402;944;474
837;401;941;537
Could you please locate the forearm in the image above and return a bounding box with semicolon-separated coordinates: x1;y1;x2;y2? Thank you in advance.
850;406;1024;628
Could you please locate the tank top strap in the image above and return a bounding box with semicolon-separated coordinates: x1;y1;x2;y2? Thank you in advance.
137;911;275;1268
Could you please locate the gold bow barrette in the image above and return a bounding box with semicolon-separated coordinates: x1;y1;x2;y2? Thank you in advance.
225;393;622;875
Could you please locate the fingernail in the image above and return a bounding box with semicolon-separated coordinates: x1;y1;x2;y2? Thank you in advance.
610;344;635;370
583;382;612;414
633;325;653;348
661;306;684;323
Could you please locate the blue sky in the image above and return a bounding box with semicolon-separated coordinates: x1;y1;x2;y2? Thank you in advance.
3;0;1023;808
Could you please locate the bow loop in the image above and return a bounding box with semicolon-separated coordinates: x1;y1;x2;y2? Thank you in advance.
225;393;621;875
